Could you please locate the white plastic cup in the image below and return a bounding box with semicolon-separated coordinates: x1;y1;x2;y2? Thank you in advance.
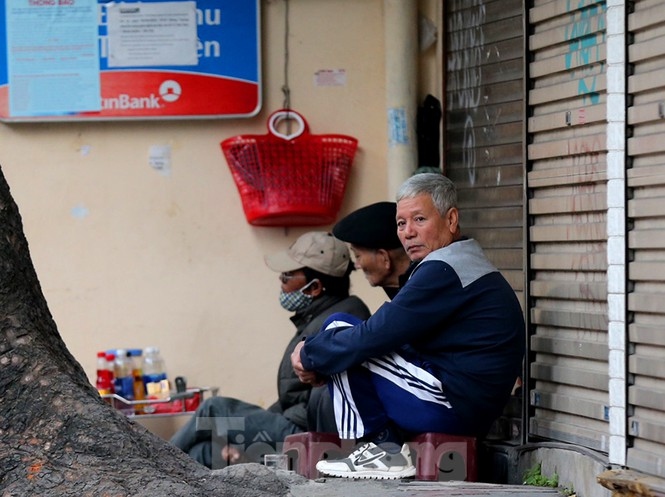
263;454;288;471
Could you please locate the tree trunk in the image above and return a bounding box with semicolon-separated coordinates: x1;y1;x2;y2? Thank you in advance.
0;166;287;497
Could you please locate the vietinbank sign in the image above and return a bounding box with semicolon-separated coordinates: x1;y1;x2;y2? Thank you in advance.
0;0;260;121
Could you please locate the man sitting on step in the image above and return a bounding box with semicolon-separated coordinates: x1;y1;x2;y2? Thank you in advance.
291;173;526;479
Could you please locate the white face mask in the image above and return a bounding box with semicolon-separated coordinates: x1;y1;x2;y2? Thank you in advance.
278;279;317;312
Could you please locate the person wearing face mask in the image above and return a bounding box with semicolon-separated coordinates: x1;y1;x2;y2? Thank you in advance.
169;231;370;469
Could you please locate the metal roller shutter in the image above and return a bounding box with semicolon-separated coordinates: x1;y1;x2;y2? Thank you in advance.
444;0;526;305
526;0;609;450
626;0;665;476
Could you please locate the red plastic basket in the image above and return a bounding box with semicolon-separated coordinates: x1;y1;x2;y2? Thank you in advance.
221;109;358;226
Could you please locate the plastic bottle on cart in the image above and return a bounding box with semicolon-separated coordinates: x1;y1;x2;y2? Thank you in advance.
95;351;114;396
127;349;146;414
104;352;117;407
142;346;168;399
113;349;135;415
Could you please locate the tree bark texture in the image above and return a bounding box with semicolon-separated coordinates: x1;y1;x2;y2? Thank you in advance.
0;167;288;497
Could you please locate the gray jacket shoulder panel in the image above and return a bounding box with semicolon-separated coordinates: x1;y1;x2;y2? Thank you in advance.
415;238;497;288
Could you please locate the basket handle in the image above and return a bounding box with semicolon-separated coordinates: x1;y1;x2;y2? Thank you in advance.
268;110;307;140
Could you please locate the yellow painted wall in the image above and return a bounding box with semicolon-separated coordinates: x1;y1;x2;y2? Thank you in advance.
0;0;441;420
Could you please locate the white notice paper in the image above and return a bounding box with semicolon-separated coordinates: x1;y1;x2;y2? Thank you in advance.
107;1;198;68
5;0;101;116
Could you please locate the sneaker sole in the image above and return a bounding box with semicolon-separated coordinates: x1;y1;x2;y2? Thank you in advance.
318;467;416;480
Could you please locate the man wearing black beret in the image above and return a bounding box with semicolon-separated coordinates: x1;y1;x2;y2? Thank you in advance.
332;201;412;299
305;202;413;434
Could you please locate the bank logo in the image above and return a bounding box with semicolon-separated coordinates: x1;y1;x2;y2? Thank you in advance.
101;79;182;110
159;80;182;103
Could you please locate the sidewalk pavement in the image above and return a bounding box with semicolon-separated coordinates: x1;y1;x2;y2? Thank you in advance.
278;470;567;497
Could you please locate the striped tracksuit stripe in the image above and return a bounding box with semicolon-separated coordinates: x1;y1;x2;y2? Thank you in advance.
330;352;451;439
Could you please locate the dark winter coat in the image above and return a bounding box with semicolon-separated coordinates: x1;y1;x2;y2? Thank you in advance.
301;239;525;435
268;293;370;428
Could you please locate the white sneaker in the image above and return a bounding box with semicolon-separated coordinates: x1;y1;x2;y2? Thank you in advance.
316;442;416;479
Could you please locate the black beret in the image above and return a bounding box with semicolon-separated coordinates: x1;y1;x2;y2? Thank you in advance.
332;202;402;250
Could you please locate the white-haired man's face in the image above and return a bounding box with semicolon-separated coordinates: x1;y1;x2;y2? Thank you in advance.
396;194;459;262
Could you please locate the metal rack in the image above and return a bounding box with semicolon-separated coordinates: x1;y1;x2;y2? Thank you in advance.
101;386;218;418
